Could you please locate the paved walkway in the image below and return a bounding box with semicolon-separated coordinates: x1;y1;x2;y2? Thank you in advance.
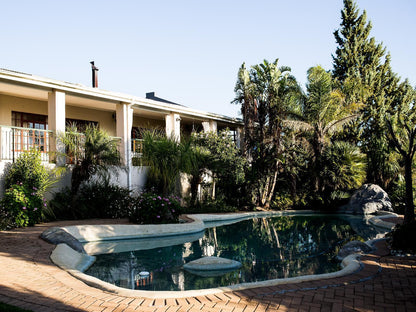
0;219;415;312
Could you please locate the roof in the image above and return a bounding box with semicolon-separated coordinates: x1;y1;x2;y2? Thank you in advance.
0;68;243;126
145;92;183;106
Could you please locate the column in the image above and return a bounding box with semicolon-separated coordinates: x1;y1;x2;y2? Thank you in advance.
116;103;133;190
165;113;181;142
48;90;66;166
202;120;217;133
116;103;133;166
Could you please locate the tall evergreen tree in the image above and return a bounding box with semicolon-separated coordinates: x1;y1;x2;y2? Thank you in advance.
332;0;400;189
385;82;416;224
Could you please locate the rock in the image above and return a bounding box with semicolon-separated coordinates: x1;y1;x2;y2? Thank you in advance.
40;227;86;254
183;256;241;277
344;184;393;215
337;240;373;260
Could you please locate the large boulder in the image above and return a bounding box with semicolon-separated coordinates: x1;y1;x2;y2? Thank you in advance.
345;184;393;215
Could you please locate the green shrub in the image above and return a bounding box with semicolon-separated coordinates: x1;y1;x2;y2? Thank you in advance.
77;180;132;219
129;191;182;224
183;196;238;214
0;151;52;229
4;151;52;193
271;192;294;210
48;180;132;220
0;183;44;229
45;187;73;220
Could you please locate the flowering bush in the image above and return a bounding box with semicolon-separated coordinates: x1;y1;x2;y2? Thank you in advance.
5;151;52;193
129;191;182;224
0;183;44;229
0;151;53;229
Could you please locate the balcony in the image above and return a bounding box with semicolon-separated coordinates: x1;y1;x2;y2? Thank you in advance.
0;126;52;162
0;125;145;165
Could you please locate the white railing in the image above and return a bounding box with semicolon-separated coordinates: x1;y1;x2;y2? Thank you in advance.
131;139;143;166
0;126;145;166
0;126;52;162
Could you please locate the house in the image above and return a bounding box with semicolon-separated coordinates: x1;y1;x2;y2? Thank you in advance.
0;67;243;194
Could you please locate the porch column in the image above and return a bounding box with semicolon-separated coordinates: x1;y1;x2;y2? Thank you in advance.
165;113;181;142
48;90;66;166
116;103;133;166
202;120;217;133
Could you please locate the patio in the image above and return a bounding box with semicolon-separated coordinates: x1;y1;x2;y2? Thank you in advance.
0;218;415;312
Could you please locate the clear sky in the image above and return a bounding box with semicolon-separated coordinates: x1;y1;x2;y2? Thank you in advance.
1;0;415;118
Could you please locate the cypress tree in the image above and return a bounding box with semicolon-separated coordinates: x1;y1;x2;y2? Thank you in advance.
332;0;400;190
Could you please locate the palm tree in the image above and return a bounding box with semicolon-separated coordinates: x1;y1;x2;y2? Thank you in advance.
59;123;121;196
233;59;301;208
321;141;366;201
287;66;361;196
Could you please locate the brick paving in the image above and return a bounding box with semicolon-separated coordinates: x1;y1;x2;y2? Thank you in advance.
0;219;415;311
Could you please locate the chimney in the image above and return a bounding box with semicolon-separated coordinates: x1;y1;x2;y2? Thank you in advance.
90;61;99;88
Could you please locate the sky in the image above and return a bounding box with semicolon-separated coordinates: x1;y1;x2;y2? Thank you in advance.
1;0;415;118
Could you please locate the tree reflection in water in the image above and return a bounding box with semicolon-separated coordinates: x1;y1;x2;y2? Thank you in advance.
85;215;381;291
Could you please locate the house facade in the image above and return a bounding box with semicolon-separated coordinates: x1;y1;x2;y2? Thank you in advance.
0;68;242;195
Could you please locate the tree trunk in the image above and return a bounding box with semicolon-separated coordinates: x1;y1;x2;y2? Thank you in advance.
266;164;279;207
404;156;415;224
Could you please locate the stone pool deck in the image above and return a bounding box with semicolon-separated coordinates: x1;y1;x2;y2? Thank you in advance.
0;217;415;311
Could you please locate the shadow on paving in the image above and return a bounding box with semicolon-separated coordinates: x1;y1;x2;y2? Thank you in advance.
0;284;84;312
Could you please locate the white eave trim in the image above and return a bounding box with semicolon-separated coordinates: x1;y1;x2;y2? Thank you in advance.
0;69;242;125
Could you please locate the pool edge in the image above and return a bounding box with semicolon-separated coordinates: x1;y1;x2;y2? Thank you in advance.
47;211;390;299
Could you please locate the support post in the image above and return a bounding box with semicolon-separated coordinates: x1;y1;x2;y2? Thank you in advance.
116;103;133;189
165;113;181;142
48;90;66;165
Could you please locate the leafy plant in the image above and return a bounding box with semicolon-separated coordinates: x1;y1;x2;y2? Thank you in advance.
320;141;366;206
47;180;132;220
59;124;121;196
193;130;248;208
77;179;132;219
4;150;53;194
0;151;52;229
184;196;238;214
45;187;73;220
129;191;181;224
141;130;182;196
0;183;44;228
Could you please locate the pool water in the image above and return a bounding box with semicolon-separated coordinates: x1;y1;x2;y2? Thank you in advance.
85;214;383;291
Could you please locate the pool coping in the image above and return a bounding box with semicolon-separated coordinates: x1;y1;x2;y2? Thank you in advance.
47;210;396;299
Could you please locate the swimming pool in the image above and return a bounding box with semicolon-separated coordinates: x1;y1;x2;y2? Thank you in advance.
84;214;384;291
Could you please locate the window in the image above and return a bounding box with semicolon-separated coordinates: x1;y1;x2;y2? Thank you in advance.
11;112;49;153
66;118;98;133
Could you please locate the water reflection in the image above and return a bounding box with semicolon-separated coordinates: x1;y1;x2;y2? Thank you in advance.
85;215;383;291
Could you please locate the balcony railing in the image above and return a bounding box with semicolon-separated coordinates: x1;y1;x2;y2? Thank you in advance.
0;125;146;165
132;139;143;157
0;126;52;162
